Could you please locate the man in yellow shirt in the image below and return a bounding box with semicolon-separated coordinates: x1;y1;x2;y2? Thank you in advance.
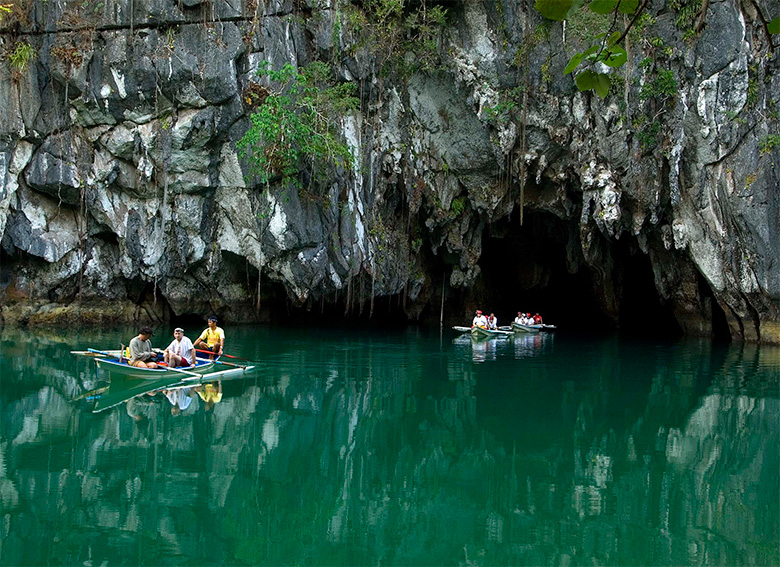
193;315;225;358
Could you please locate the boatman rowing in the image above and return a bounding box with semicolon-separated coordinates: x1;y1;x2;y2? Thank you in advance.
193;315;225;358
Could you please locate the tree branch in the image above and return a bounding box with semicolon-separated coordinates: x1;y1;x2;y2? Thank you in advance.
614;0;652;46
748;0;776;53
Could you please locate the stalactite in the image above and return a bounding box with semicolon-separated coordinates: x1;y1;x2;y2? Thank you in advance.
256;267;262;310
369;262;375;319
345;276;352;317
518;0;530;227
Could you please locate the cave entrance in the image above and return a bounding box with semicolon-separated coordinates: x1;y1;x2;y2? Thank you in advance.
476;211;681;338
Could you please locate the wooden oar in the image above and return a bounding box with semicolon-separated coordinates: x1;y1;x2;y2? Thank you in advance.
195;357;247;368
87;348;119;357
72;350;119;357
194;348;253;362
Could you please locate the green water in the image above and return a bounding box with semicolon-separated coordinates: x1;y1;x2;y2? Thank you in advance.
1;325;778;566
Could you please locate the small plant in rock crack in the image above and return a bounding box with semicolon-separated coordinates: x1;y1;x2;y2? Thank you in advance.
8;41;36;78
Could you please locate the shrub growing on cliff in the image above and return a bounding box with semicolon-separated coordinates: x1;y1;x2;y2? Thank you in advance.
237;61;359;186
8;41;36;78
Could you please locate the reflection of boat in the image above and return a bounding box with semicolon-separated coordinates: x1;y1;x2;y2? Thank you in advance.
512;332;552;358
91;374;185;412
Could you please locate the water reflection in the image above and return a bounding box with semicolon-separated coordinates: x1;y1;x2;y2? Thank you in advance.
0;327;777;566
452;330;554;362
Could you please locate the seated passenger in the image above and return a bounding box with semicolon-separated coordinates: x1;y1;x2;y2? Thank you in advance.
128;326;159;368
164;327;196;368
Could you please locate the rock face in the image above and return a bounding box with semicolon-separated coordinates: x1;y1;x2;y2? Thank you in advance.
0;0;778;342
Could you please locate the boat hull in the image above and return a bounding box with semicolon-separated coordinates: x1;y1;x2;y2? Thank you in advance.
512;322;542;334
470;327;512;340
95;357;217;378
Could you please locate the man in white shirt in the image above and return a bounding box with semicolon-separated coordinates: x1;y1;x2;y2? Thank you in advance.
164;328;196;368
472;310;488;328
487;313;498;330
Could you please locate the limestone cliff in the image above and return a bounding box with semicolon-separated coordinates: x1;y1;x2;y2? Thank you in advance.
0;0;778;342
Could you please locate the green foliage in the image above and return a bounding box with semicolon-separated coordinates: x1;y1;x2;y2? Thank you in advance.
668;0;701;38
627;12;656;42
541;0;643;98
746;65;759;108
535;0;573;21
340;0;448;77
541;57;552;86
450;196;467;217
638;69;677;101
403;4;447;72
564;5;610;43
638;56;653;70
725;109;747;125
769;17;779;34
575;69;611;98
484;86;524;120
635;118;660;150
8;41;36;75
759;134;780;154
0;3;11;20
237;61;359;186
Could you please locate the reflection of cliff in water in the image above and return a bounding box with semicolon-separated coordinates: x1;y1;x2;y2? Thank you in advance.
0;333;777;566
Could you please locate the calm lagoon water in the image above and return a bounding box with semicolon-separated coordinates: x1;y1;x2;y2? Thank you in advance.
0;325;778;566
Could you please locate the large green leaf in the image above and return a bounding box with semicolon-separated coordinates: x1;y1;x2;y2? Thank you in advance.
601;44;627;67
589;0;618;15
594;73;611;98
564;52;585;74
769;17;780;34
575;70;599;92
566;0;587;18
575;70;611;98
618;0;640;14
536;0;573;20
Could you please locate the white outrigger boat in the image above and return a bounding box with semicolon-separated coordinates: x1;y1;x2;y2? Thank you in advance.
72;348;252;380
511;322;543;334
452;326;513;339
71;348;256;412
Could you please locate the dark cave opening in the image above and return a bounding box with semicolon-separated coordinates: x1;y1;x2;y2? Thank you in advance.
615;238;682;338
702;271;732;342
475;211;682;338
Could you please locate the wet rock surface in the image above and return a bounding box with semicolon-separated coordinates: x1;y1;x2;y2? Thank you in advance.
0;0;778;342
